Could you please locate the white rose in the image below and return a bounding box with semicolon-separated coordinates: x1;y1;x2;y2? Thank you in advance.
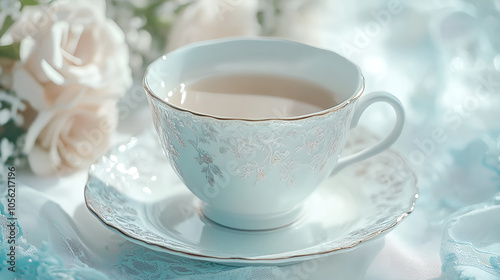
27;100;118;176
7;0;131;111
2;0;132;175
167;0;260;51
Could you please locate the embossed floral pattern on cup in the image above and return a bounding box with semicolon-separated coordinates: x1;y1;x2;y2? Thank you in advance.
149;98;353;189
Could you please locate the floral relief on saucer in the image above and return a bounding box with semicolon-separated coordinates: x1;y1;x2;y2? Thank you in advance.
85;127;418;266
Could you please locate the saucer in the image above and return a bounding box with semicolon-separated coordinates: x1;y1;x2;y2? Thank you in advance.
84;127;418;266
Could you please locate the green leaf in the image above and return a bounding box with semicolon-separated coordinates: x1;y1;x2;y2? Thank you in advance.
257;11;264;26
0;42;21;60
0;16;15;39
20;0;39;7
174;2;193;14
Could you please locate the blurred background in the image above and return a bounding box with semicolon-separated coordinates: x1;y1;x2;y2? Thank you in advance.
1;0;499;279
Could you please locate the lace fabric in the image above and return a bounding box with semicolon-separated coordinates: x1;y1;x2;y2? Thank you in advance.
441;194;500;279
0;189;109;280
0;181;381;280
114;243;284;280
0;184;286;280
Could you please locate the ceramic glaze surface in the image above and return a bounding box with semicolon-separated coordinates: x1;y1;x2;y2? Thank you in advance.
143;38;405;230
84;128;418;266
148;96;354;218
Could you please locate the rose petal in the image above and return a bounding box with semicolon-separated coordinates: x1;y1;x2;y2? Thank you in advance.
61;49;83;66
53;85;86;109
64;24;85;57
45;21;67;70
23;110;55;154
27;101;118;175
28;145;58;175
19;36;36;62
41;59;65;85
39;114;66;149
12;67;48;110
67;64;100;86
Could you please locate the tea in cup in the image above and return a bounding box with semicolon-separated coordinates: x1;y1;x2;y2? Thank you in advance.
143;38;405;230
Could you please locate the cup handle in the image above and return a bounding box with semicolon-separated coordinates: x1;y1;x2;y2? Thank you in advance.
332;91;405;175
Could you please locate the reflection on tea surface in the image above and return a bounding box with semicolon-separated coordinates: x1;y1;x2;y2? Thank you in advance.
163;74;338;119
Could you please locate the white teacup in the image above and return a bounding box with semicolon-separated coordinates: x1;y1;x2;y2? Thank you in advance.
143;38;405;230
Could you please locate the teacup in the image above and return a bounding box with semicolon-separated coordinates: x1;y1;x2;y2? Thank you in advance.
143;38;405;230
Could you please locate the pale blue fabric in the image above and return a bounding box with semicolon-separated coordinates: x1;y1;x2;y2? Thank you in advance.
441;194;500;280
0;185;287;280
0;182;381;279
0;194;109;280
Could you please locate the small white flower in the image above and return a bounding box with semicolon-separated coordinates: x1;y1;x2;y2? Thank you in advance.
0;0;21;26
0;108;10;126
155;1;180;23
0;138;14;163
